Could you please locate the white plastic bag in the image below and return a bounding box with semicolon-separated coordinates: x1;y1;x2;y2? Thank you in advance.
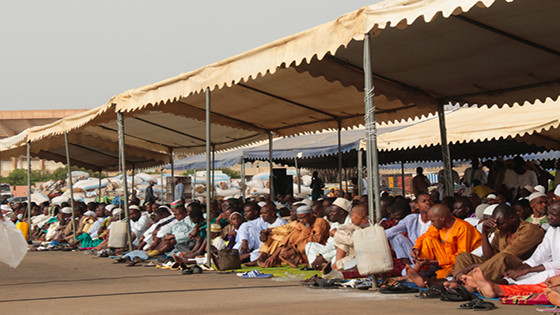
353;225;393;275
0;220;28;268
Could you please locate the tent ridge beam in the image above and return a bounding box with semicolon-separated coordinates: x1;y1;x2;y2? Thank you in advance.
237;83;339;119
133;117;207;143
325;55;445;99
450;78;560;100
97;125;176;149
178;100;268;132
452;15;560;58
69;143;119;160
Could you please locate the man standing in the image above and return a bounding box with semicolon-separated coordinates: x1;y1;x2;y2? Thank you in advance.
145;180;157;205
174;178;184;201
412;167;431;197
310;171;324;201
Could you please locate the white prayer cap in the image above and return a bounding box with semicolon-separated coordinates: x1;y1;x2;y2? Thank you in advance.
158;205;173;214
486;194;497;200
60;207;73;214
294;193;308;200
294;199;312;207
257;201;267;208
229;211;242;221
534;185;546;194
296;205;312;215
332;197;351;212
129;205;140;211
529;191;547;202
105;204;116;211
555;185;560;197
112;208;123;216
83;210;95;217
483;204;499;216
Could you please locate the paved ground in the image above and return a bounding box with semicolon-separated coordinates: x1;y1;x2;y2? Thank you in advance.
0;252;544;314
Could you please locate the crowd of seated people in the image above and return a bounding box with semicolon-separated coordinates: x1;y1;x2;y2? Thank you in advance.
2;155;560;307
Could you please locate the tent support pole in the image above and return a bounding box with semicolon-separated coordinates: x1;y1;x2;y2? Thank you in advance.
337;120;343;192
211;145;215;200
269;131;275;202
192;169;197;201
64;132;77;239
295;158;301;194
205;88;212;267
437;103;454;197
117;112;133;252
357;149;363;196
401;161;406;196
170;148;174;203
98;170;102;201
240;159;246;202
364;33;382;221
26;141;32;241
131;164;135;198
345;167;349;193
160;169;164;202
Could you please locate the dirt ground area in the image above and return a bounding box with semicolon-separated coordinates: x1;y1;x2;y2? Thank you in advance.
0;252;544;314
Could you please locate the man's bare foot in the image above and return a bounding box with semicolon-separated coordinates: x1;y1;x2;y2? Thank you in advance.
545;287;560;307
244;260;258;267
472;268;497;298
405;265;428;288
312;255;327;270
443;280;459;290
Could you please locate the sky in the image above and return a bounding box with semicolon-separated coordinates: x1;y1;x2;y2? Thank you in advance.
0;0;381;111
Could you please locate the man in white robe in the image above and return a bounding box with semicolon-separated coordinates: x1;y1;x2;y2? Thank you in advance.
305;197;350;269
505;200;560;285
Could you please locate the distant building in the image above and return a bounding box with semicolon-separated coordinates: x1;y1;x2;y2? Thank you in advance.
0;109;87;176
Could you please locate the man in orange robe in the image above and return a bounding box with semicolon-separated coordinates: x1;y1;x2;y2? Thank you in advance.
406;204;482;286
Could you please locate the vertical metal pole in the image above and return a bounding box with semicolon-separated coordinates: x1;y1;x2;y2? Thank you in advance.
205;88;212;267
358;149;363;196
345;167;349;192
64;132;77;239
131;164;135;199
117;112;133;251
98;170;102;202
295;158;301;194
26;141;32;241
211;145;216;200
268;131;275;202
401;161;406;196
170;148;174;203
160;169;164;203
363;33;382;221
240;158;246;202
337;120;343;193
437;103;454;197
192;169;197;201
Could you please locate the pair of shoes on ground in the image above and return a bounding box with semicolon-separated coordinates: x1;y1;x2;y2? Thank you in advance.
458;297;496;311
182;265;203;275
417;285;475;302
236;270;273;279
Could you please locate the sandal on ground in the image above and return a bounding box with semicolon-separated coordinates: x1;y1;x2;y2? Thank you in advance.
416;286;446;299
458;297;496;311
379;282;420;294
441;285;475;302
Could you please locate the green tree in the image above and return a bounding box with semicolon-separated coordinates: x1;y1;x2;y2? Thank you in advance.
5;169;51;186
220;168;240;179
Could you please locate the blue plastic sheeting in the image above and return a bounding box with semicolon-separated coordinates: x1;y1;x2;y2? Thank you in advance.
165;125;407;171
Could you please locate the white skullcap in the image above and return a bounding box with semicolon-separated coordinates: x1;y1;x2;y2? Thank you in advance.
486;194;497;200
483;204;499;216
294;193;308;200
128;205;140;211
60;207;73;214
529;191;547;202
83;210;95;217
332;197;351;212
158;205;172;215
105;204;116;211
534;185;546;194
112;208;123;216
555;185;560;197
257;201;267;208
229;211;242;221
296;205;312;215
294;198;313;207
